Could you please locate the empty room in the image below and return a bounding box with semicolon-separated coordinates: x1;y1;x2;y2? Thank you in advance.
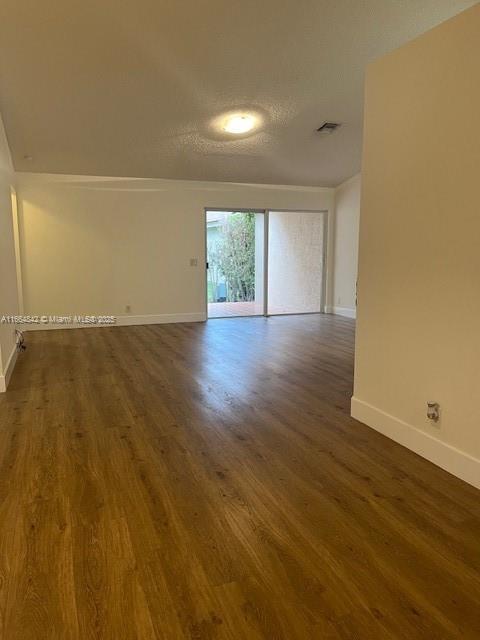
0;1;479;638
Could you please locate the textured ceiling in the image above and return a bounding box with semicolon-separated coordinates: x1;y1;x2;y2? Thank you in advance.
0;0;475;186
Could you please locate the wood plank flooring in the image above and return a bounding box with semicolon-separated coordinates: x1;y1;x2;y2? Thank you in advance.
0;315;479;639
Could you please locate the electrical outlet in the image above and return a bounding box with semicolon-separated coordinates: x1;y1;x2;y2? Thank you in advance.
427;401;440;423
190;258;198;267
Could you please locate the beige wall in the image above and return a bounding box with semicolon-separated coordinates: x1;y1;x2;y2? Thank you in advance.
17;173;334;324
352;4;480;488
332;174;360;317
0;113;19;387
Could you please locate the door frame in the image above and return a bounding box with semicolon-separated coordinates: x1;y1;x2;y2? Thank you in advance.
204;207;329;320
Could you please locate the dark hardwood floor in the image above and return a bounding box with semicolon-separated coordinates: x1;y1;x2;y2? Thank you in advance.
0;315;479;639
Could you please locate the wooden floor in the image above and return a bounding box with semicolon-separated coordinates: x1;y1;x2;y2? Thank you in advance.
0;316;479;639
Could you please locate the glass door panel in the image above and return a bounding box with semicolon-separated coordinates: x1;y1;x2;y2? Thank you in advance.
267;211;325;315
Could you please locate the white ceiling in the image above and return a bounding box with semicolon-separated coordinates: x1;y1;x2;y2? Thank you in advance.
0;1;475;187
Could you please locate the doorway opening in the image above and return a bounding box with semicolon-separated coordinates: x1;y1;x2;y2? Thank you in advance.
206;210;265;318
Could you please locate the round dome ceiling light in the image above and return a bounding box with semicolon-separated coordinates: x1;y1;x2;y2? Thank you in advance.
223;114;256;134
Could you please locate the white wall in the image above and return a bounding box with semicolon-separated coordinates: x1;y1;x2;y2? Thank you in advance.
352;4;480;489
17;173;334;326
0;114;20;390
332;174;360;318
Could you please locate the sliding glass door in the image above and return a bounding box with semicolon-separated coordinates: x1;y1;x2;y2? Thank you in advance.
206;209;326;318
267;211;326;315
206;210;265;318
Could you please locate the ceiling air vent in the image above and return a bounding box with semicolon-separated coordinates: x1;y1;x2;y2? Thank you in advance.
316;122;341;134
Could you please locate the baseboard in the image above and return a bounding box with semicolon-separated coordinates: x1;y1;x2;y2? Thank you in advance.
351;397;480;490
0;345;18;392
23;312;207;331
329;306;356;319
117;313;207;326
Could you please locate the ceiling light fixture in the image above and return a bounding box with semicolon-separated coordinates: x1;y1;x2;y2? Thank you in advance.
223;114;256;134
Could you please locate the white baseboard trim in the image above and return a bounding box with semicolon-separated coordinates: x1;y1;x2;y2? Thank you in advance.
326;306;356;318
22;312;207;331
0;345;18;392
351;397;480;490
333;306;356;318
118;313;207;326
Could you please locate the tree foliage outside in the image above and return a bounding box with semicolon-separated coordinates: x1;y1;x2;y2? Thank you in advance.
208;213;255;302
